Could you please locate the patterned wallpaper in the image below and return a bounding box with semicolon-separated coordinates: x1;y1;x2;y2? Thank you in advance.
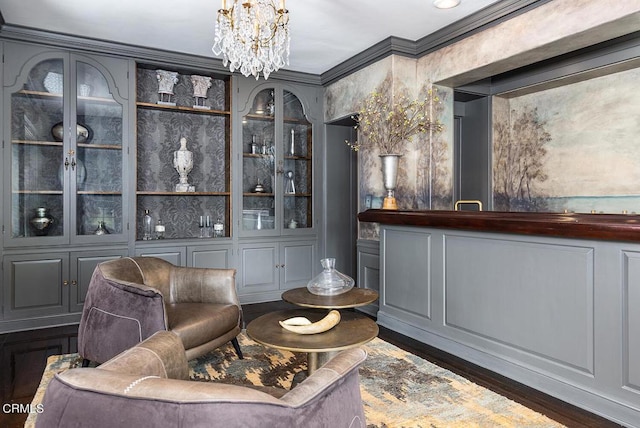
324;0;640;239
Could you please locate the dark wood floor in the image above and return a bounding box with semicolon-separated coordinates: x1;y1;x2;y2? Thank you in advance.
1;301;621;428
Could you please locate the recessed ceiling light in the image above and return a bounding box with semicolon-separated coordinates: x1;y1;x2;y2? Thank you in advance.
433;0;461;9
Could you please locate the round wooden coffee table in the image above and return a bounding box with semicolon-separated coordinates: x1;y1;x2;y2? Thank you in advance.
246;308;378;375
281;287;379;309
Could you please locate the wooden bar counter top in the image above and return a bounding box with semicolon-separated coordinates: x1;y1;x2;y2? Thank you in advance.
358;209;640;242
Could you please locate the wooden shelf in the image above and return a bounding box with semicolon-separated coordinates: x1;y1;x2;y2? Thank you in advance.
243;153;274;158
11;139;63;147
78;142;122;150
284;155;311;160
77;191;122;195
16;90;117;104
243;192;274;197
243;113;309;124
136;191;230;196
136;101;230;116
12;190;63;195
284;193;312;197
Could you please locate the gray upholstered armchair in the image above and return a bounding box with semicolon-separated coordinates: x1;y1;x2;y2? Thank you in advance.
37;331;367;428
77;256;243;364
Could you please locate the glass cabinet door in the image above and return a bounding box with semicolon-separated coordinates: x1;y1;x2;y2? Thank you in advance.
9;58;66;241
239;86;313;234
4;46;127;246
74;61;123;237
282;90;312;230
242;88;276;232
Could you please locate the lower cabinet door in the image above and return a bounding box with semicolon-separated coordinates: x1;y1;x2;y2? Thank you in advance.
2;253;69;320
238;243;278;295
280;240;316;290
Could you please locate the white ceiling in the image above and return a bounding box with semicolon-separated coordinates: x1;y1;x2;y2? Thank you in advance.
0;0;502;75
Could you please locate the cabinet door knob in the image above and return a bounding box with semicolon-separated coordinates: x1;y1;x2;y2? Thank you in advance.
71;158;77;170
71;280;78;286
64;157;70;170
63;280;69;286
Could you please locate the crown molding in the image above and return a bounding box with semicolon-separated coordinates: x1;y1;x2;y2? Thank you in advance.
1;0;550;88
0;24;322;85
320;0;550;86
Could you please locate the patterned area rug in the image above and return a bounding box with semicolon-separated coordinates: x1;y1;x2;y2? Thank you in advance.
28;332;564;428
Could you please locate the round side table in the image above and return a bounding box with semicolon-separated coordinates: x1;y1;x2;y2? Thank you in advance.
281;287;378;309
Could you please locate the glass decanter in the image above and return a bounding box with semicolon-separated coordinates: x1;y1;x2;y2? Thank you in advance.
307;258;355;296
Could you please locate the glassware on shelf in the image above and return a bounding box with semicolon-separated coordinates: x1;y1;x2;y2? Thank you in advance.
155;219;165;239
307;258;355;296
213;218;224;237
142;209;153;240
199;216;206;238
290;129;295;155
284;170;296;194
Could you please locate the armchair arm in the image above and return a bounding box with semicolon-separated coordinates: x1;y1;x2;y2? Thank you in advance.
99;331;189;380
78;267;168;364
169;267;239;306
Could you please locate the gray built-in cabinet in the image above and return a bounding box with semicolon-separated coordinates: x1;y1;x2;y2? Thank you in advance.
0;41;324;332
1;42;130;332
234;81;321;302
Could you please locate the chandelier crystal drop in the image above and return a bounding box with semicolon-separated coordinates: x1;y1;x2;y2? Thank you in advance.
212;0;290;80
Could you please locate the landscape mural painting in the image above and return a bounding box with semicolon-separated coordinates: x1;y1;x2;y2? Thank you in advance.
492;66;640;214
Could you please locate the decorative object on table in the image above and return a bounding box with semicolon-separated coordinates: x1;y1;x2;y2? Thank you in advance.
191;75;212;109
348;77;444;210
288;219;297;229
380;154;401;210
307;258;354;296
173;137;195;192
51;122;93;144
93;221;110;235
213;218;224;237
43;71;63;94
156;69;179;105
154;219;165;239
289;129;295;155
142;209;153;240
253;180;265;193
78;84;91;97
30;207;55;236
279;310;341;335
212;0;289;80
284;170;295;194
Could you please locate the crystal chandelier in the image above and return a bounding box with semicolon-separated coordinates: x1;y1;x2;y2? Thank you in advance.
212;0;290;80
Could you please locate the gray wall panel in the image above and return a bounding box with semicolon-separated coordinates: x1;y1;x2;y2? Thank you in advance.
623;251;640;393
382;228;431;319
444;234;594;373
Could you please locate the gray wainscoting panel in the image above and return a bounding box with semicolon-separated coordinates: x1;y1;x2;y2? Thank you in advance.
623;250;640;393
444;234;595;373
382;227;431;320
189;246;231;269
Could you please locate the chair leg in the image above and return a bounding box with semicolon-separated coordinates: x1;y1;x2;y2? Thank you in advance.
81;358;91;367
231;337;243;359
